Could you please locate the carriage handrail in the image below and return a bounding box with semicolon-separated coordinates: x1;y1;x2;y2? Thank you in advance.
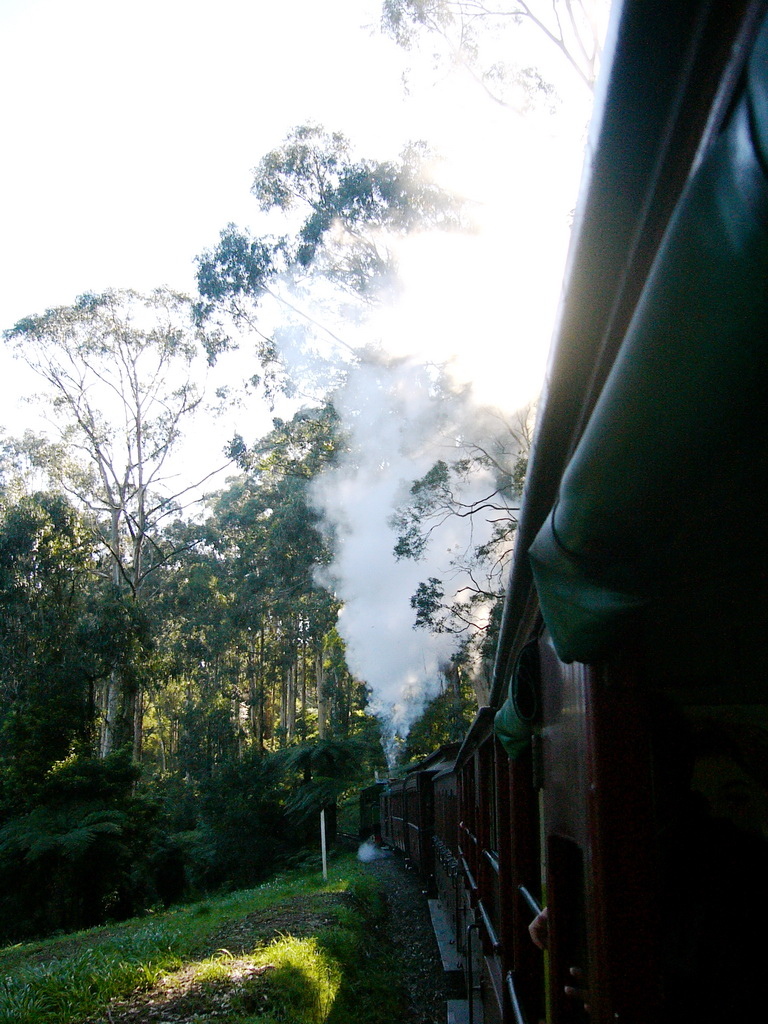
518;885;542;917
506;971;531;1024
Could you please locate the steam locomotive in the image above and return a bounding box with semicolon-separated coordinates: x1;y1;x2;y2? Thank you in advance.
374;2;768;1022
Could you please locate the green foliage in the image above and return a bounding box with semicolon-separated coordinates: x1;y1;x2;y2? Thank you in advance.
399;670;476;763
279;738;373;825
0;751;172;942
0;489;162;805
194;125;463;380
392;460;450;560
1;804;127;862
0;925;183;1024
251;125;461;289
196;222;282;308
381;0;453;48
206;408;340;602
180;751;290;893
193;224;284;388
0;493;102;789
0;855;405;1024
410;576;445;631
242;403;343;479
135;403;352;784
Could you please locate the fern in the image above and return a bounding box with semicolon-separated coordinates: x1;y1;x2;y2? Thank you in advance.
0;804;127;863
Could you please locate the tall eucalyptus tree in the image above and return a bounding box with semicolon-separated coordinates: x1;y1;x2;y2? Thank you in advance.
3;288;226;758
194;124;463;403
381;0;605;101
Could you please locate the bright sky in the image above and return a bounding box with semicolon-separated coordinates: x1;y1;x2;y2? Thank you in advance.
0;0;409;326
0;0;414;451
0;0;597;429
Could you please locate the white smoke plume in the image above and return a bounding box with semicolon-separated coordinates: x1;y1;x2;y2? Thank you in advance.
311;355;492;762
357;840;392;863
268;58;595;761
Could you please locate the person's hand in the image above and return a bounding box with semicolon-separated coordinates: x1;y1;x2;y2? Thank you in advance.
528;907;589;1014
564;966;590;1014
528;906;549;949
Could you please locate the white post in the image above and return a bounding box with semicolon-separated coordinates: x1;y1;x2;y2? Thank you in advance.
320;808;328;881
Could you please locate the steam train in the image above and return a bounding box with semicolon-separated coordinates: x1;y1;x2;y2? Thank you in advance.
372;2;768;1022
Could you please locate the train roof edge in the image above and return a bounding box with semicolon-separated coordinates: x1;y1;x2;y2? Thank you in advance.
491;0;768;703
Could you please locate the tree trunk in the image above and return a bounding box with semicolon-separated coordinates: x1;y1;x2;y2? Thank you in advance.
316;649;328;740
101;507;123;757
158;726;167;774
133;684;144;763
256;627;266;750
300;649;307;740
286;661;296;741
279;666;288;744
248;645;260;750
100;672;120;757
446;662;466;740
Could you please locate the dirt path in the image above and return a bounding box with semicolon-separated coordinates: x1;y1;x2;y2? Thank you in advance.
361;851;447;1024
82;852;447;1024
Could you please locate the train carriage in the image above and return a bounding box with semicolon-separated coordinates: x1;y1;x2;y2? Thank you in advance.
452;707;543;1024
380;743;461;877
359;780;386;840
380;775;406;853
405;744;461;883
374;2;768;1022
489;1;768;1022
432;760;462;964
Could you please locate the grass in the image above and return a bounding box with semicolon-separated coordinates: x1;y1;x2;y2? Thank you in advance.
0;923;183;1024
0;852;405;1024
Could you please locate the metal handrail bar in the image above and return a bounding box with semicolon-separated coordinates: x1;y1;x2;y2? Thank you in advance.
483;848;500;873
466;923;480;1024
461;855;479;893
506;971;530;1024
478;898;502;953
518;885;542;918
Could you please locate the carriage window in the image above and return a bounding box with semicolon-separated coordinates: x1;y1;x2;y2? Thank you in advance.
650;698;768;1019
547;834;588;1024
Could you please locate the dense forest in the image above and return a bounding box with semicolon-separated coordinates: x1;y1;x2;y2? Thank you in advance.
0;128;513;945
0;1;601;944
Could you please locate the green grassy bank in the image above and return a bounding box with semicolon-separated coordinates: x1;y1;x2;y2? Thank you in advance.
0;852;404;1024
